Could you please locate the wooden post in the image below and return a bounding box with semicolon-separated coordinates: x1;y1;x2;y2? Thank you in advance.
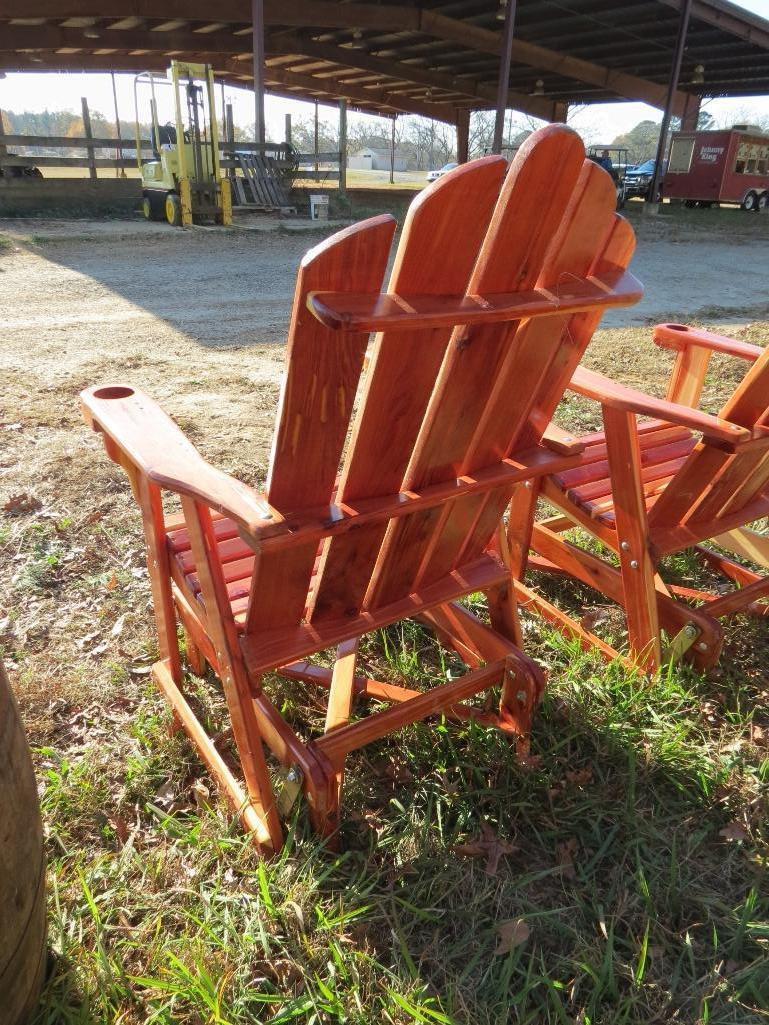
389;114;396;185
338;98;347;196
0;109;8;157
680;92;701;132
110;72;124;178
492;0;518;154
456;108;470;163
646;0;692;213
252;0;266;144
226;102;235;148
551;101;569;123
81;96;97;181
220;80;226;141
284;112;292;145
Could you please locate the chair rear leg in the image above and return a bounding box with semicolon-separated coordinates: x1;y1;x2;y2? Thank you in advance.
183;628;207;676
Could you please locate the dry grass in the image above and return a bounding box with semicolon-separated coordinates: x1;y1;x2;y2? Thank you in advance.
1;225;768;1024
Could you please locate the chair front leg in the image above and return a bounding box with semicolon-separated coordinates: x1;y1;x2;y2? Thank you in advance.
318;638;360;844
602;406;662;672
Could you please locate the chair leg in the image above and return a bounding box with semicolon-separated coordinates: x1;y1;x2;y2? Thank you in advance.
497;654;545;756
183;627;207;676
602;407;662;672
316;639;360;844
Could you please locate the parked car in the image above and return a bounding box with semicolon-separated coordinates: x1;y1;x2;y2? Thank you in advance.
624;159;665;200
427;162;458;182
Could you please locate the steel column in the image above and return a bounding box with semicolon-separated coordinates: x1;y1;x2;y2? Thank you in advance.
252;0;266;144
456;108;470;163
647;0;692;211
492;0;518;155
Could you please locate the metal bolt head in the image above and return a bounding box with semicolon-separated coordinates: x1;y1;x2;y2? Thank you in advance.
516;690;528;704
523;480;533;489
684;624;698;638
697;642;709;652
629;559;639;569
620;541;630;551
286;766;302;784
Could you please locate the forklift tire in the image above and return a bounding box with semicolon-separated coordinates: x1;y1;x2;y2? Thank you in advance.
165;192;183;227
142;192;164;221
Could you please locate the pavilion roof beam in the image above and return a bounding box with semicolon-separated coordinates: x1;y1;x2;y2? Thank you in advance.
2;0;692;112
658;0;769;49
268;33;558;119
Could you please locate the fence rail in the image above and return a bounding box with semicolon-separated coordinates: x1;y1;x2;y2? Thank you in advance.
0;133;344;188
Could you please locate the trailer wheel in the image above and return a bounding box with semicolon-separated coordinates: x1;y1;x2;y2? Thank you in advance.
758;191;769;212
741;191;758;212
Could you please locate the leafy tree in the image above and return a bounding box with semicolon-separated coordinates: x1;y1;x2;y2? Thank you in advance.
610;120;661;163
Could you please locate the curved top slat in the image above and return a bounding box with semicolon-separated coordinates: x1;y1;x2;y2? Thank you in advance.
266;213;396;511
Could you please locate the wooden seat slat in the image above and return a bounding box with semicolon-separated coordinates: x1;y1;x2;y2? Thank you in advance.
562;441;695;499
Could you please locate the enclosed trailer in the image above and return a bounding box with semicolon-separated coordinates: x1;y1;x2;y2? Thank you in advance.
664;127;769;211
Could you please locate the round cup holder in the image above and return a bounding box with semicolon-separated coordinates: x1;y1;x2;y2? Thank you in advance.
93;386;135;400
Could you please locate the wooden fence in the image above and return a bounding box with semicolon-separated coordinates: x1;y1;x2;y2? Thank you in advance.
0;131;343;187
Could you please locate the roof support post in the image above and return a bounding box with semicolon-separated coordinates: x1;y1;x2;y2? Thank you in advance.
338;98;347;197
551;101;569;123
252;0;266;144
646;0;692;213
456;108;470;164
680;92;701;131
493;0;518;154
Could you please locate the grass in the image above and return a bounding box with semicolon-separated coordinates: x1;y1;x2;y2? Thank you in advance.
2;226;768;1022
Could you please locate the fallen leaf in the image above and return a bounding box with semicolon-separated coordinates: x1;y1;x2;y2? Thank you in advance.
454;821;517;876
108;815;130;845
191;779;212;811
565;766;594;787
2;423;22;431
154;780;176;807
556;837;579;879
111;614;126;638
719;821;749;842
3;493;42;515
494;918;531;955
106;572;119;591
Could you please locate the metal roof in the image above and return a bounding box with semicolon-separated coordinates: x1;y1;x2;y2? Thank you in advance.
2;1;768;123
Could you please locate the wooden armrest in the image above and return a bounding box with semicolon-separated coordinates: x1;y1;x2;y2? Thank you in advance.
568;366;749;448
80;385;278;533
654;323;763;363
308;268;643;332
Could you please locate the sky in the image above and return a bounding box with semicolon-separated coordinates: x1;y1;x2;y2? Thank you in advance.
1;0;768;145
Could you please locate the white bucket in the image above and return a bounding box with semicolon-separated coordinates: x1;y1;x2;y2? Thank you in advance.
310;193;330;220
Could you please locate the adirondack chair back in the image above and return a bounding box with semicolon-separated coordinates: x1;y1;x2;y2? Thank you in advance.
649;328;769;532
246;126;636;650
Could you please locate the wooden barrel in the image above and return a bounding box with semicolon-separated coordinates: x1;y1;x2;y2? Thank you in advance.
0;658;47;1025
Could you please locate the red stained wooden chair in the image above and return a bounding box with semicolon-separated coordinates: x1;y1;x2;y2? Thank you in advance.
522;322;769;673
81;125;640;854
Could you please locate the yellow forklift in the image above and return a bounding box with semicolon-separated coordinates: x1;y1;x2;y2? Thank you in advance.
134;61;232;227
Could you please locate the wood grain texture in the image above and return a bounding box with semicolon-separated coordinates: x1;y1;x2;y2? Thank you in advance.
308;156;506;622
0;658;47;1025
